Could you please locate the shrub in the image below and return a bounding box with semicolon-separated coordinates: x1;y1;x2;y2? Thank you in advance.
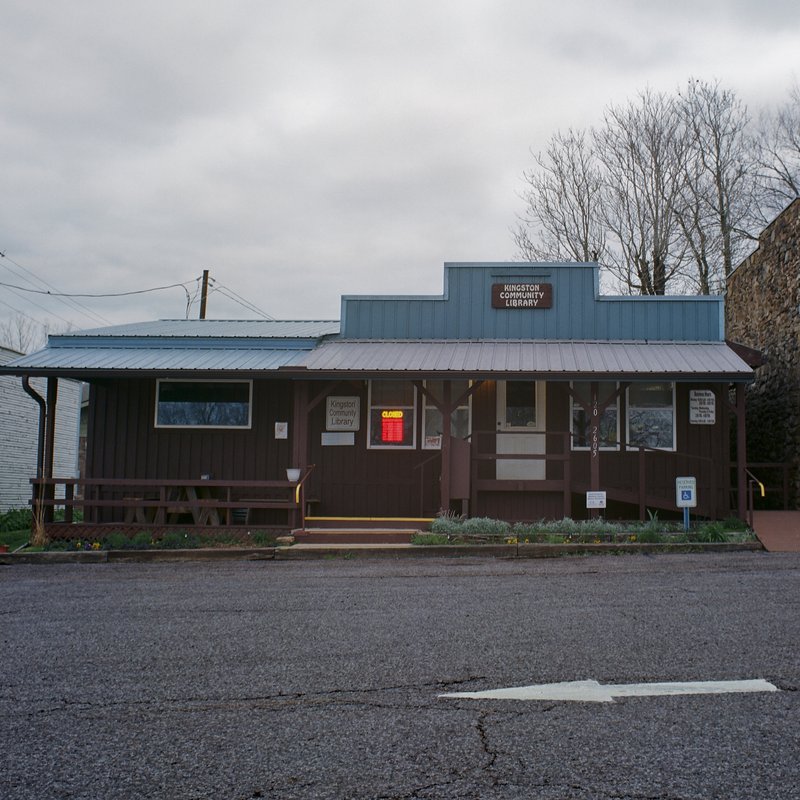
160;530;200;549
0;508;32;532
461;517;510;536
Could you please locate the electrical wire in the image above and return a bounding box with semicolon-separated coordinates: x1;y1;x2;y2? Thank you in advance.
0;252;112;326
209;280;275;319
0;278;195;298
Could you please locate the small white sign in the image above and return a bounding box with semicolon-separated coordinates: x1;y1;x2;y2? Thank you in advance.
690;390;716;425
586;491;607;509
676;476;697;508
321;432;355;446
274;421;288;439
326;396;360;431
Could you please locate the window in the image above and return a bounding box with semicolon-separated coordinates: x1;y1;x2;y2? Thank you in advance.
571;382;619;450
155;380;252;428
368;380;416;449
627;382;675;450
422;380;472;449
497;380;545;430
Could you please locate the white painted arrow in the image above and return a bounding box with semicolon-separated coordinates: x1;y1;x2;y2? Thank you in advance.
439;678;778;703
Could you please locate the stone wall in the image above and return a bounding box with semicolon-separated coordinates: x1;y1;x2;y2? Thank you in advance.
726;198;800;507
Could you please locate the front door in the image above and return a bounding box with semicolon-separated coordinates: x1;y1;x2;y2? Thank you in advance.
496;380;546;479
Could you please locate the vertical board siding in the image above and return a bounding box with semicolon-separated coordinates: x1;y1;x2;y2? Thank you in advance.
341;263;724;342
86;379;292;482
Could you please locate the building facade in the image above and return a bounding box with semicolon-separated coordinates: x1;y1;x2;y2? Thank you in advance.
1;262;754;529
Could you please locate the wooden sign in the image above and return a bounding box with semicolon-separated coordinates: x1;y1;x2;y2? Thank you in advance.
492;283;552;309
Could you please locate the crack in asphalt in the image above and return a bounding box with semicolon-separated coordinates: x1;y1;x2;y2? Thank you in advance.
19;676;489;718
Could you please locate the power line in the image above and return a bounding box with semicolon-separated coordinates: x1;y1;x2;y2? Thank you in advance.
209;280;276;320
0;251;112;326
0;278;195;299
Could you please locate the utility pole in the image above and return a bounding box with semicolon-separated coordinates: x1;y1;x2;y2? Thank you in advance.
199;269;209;319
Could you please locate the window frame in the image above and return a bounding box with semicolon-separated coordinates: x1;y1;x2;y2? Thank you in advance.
367;380;417;450
496;380;546;432
625;381;676;451
154;379;253;430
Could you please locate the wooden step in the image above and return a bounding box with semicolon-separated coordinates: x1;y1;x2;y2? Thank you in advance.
752;511;800;552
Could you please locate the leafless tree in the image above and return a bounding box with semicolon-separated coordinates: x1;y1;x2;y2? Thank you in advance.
514;129;607;265
594;89;689;295
675;79;759;293
756;81;800;216
0;315;49;354
515;80;794;295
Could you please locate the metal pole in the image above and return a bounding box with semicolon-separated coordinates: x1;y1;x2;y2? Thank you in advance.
199;269;209;319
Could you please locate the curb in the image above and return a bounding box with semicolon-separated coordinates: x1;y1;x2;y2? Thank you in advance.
0;541;764;564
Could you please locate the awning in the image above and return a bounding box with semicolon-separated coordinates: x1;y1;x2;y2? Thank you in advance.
294;339;754;380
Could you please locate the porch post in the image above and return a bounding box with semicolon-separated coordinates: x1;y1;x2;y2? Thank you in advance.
440;382;452;513
291;381;309;530
736;382;747;522
43;377;58;523
589;381;600;518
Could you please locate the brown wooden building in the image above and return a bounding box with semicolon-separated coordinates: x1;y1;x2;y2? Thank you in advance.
1;262;756;533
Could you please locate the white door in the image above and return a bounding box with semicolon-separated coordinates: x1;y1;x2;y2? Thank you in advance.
496;380;546;479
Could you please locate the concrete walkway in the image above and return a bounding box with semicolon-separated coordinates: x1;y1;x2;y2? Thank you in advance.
752;511;800;552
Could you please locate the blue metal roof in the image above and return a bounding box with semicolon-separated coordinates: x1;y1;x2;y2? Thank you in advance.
61;319;340;338
3;319;339;375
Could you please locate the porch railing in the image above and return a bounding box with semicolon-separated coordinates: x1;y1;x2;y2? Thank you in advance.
31;470;315;531
468;430;729;520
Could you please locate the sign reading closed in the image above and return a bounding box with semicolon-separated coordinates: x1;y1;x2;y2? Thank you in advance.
492;283;552;309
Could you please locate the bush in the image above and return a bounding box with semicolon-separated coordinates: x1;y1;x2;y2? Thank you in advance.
0;508;32;532
461;517;510;536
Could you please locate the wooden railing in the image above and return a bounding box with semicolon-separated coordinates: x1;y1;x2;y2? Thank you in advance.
31;468;316;530
468;430;728;520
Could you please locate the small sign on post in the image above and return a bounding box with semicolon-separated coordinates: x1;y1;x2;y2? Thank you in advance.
676;476;697;532
586;491;607;509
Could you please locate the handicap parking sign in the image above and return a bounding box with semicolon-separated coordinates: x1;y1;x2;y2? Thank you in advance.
676;477;697;508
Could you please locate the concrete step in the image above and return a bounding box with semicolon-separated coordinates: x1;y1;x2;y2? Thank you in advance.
752;511;800;552
294;528;419;544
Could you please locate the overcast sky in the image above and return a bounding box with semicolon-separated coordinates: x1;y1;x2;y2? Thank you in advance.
1;0;798;334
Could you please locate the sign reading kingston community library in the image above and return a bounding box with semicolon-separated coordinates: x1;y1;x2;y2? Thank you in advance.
492;283;552;309
326;396;360;431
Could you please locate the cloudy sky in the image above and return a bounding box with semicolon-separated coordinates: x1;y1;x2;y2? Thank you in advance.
1;0;798;335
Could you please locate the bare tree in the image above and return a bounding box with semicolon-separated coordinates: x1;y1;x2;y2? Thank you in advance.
514;129;607;264
756;81;800;215
594;89;688;295
675;79;759;293
0;315;49;354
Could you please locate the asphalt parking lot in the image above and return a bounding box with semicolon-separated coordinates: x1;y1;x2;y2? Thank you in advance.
2;551;799;799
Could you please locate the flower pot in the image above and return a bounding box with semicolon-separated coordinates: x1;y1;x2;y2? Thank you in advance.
286;468;301;482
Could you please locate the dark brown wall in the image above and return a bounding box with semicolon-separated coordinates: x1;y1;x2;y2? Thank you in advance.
86;378;292;482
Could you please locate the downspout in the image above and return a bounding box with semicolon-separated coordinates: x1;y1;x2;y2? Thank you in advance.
21;376;47;519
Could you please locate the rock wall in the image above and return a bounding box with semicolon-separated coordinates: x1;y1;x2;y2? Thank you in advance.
726;199;800;507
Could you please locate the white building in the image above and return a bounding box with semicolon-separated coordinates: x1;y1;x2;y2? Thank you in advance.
0;346;82;511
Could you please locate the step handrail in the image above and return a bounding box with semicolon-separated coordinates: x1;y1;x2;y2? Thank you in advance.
745;469;766;530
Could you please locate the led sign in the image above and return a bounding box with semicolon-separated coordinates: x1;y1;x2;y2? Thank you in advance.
381;410;404;442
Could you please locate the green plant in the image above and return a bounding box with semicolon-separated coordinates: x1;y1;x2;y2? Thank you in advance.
0;508;33;532
461;517;510;536
160;530;200;549
412;532;450;546
103;531;130;550
250;530;278;546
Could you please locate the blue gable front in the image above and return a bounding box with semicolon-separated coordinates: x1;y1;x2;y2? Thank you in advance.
340;262;725;342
